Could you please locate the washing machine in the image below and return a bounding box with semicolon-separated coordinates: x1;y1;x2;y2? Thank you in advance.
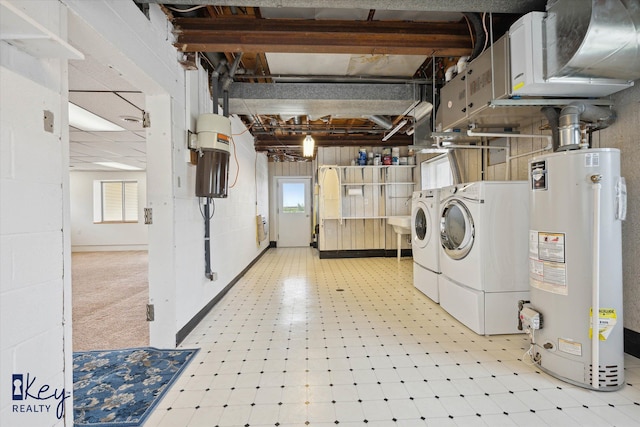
411;189;440;302
438;181;530;335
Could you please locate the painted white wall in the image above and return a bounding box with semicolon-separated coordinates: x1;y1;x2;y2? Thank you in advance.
0;1;73;425
2;2;269;425
69;170;148;251
64;0;270;347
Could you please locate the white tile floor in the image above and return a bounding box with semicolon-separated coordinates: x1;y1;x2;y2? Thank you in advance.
144;248;640;427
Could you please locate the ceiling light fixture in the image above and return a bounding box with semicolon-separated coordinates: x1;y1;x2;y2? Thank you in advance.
303;134;315;157
93;161;142;171
382;119;408;142
68;103;125;132
120;115;142;124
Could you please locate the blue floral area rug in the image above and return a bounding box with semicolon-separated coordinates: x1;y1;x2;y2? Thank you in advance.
73;347;198;427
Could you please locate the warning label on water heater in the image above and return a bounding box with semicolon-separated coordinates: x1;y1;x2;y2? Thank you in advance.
589;308;618;341
529;231;568;295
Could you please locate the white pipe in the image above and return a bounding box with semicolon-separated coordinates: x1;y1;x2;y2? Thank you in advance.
382;119;408;142
436;141;505;150
505;142;511;181
591;175;602;389
467;130;553;143
507;144;553;160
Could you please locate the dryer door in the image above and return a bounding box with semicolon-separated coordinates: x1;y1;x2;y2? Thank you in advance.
440;199;475;260
412;202;430;249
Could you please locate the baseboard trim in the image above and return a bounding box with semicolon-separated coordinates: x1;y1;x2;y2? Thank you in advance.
176;246;270;346
319;249;413;259
624;327;640;359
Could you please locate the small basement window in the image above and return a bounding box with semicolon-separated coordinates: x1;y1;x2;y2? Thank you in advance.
420;154;453;190
93;180;139;223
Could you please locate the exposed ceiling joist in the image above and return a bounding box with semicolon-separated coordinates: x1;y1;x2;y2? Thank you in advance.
137;0;547;14
173;17;471;56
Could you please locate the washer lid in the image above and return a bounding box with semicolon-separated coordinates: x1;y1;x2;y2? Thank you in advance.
440;199;475;260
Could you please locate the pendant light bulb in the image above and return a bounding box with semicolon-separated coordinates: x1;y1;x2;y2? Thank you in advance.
303;134;315;157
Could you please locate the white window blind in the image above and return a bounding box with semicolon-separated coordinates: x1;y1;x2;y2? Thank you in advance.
95;180;139;223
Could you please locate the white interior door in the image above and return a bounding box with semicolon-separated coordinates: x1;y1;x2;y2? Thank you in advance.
277;178;311;247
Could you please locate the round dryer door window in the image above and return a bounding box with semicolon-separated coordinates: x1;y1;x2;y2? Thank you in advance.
440;199;474;260
414;207;427;244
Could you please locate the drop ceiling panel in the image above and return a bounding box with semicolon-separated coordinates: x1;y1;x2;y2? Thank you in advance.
69;130;144;143
69;53;139;91
73;142;145;157
117;92;145;110
69;91;144;132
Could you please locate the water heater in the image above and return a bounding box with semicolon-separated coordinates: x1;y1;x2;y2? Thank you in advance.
527;148;626;390
194;113;231;198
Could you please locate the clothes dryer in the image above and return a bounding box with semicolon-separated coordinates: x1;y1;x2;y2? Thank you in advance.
411;190;440;302
438;181;529;335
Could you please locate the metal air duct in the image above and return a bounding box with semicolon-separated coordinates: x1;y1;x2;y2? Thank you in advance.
545;0;640;81
367;115;393;130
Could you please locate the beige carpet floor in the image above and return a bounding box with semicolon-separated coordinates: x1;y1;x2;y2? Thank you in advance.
72;251;149;352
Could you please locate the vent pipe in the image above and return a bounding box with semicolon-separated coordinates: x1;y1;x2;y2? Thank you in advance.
368;115;393;130
558;102;616;151
541;107;561;152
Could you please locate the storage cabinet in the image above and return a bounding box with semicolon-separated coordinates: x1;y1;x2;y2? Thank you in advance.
318;165;416;256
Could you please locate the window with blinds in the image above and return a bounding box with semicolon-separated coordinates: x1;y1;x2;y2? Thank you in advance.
96;181;139;223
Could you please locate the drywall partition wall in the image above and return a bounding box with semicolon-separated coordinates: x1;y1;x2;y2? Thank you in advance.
69;170;148;251
0;1;73;425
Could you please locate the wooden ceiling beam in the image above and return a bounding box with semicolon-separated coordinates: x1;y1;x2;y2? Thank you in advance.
173;17;472;56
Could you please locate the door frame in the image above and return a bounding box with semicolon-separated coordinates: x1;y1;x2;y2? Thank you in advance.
276;176;312;247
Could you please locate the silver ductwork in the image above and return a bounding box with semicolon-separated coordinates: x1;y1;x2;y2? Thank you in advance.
367;115;393;130
545;0;640;81
558;102;617;151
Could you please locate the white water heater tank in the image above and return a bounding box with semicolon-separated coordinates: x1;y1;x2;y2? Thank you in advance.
528;148;626;390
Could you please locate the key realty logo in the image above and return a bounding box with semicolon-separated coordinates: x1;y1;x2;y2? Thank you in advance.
11;372;69;420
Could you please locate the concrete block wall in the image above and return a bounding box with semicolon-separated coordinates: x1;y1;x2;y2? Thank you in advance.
2;3;271;427
1;1;72;425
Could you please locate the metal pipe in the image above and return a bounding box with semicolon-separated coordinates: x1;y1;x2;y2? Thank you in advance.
559;103;616;150
367;115;393;130
591;174;602;389
507;144;553;160
223;89;229;118
204;198;214;281
541;107;561;152
211;71;219;115
467;130;553;143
